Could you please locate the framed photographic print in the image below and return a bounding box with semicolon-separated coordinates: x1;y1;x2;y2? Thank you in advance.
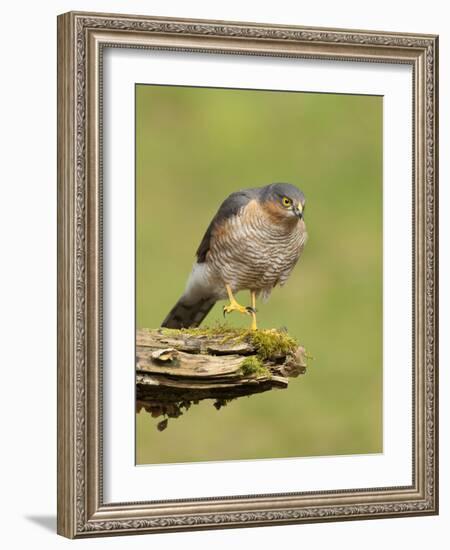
57;11;439;538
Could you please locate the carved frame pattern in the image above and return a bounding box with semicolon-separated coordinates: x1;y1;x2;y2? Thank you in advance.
57;11;438;538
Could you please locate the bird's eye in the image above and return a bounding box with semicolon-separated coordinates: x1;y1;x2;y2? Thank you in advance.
282;197;292;207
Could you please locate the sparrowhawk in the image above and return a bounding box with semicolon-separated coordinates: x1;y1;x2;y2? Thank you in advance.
162;182;307;330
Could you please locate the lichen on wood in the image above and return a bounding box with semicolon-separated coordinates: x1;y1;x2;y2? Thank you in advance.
136;325;308;430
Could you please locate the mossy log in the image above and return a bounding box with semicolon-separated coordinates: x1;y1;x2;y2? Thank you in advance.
136;327;308;430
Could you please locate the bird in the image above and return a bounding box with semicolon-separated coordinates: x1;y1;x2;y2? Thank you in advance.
161;182;307;330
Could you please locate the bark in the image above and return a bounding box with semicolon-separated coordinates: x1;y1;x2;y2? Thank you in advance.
136;328;307;430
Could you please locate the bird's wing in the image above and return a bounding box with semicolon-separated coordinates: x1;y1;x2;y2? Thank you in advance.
196;190;255;263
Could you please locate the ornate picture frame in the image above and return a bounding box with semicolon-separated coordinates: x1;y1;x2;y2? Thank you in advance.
57;11;438;538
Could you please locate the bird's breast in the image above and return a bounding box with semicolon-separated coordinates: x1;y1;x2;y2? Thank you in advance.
207;201;306;291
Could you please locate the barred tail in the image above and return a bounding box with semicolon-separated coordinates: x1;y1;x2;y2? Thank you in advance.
161;295;216;329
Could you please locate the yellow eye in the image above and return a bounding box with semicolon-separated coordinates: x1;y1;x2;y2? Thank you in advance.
282;197;292;207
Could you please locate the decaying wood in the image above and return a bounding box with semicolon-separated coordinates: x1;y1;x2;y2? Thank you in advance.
136;328;307;429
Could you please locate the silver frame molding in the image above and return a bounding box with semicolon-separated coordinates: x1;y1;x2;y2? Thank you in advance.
57;11;439;538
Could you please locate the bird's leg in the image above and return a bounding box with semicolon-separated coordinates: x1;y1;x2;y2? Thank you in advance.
223;284;252;317
250;290;258;330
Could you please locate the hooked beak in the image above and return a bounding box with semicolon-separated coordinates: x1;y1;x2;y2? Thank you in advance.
294;202;303;219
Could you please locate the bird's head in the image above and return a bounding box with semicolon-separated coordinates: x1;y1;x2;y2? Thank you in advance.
260;182;306;223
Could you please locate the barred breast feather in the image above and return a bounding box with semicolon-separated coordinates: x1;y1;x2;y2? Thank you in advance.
206;199;307;300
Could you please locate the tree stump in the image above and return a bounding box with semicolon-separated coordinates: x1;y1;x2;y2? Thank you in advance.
136;327;308;430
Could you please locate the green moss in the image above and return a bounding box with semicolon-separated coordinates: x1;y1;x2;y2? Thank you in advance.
239;356;270;378
247;329;298;361
159;325;299;360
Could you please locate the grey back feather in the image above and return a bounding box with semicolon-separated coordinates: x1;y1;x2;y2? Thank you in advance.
196;188;258;262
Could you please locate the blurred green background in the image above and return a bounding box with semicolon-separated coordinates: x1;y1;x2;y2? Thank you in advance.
135;84;383;465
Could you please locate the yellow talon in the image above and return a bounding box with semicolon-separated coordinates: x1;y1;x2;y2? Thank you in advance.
223;285;258;330
223;302;250;315
250;290;258;330
223;284;251;316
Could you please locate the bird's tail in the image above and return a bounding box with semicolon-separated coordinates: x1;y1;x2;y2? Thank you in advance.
161;295;216;329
